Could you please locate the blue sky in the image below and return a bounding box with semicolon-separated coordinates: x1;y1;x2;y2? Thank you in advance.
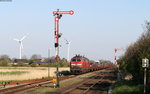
0;0;150;61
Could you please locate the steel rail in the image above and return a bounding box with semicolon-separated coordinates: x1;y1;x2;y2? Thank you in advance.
62;72;105;94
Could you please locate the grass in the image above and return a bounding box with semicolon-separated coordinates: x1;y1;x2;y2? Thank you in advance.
0;71;28;75
0;67;29;69
0;67;70;81
0;76;52;84
0;67;47;70
112;80;143;94
26;78;84;94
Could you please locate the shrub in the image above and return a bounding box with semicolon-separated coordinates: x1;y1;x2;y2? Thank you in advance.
30;63;38;67
0;59;9;66
118;21;150;83
16;62;26;66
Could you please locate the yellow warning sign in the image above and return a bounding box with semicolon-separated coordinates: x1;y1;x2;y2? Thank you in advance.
52;78;56;83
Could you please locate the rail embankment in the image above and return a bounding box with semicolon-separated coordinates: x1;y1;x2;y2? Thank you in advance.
109;70;150;94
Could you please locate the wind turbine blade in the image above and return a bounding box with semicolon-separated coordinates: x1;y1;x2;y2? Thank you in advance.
13;38;19;41
21;36;26;41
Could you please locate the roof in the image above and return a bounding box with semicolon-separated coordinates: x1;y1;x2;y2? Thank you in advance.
72;55;89;60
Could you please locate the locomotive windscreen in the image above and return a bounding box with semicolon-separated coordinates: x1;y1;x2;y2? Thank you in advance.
77;59;81;62
72;58;76;62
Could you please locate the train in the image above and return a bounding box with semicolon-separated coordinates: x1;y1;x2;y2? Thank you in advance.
70;55;113;74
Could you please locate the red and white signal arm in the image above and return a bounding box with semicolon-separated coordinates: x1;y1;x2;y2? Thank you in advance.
142;58;149;68
53;10;74;15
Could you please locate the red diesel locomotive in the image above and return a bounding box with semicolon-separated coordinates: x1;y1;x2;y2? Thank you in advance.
70;55;90;74
70;55;113;74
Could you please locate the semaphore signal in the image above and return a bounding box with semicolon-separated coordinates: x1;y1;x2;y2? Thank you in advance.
53;10;74;15
114;48;123;65
52;9;74;88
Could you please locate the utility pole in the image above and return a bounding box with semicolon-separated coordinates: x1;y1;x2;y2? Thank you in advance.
52;9;74;87
48;48;50;77
67;41;71;62
65;39;71;62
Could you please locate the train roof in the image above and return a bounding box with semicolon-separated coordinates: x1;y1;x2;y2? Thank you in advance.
72;55;89;60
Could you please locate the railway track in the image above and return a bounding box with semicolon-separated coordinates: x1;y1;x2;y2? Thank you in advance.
61;73;105;94
62;77;104;94
0;80;51;94
60;68;116;94
0;75;76;94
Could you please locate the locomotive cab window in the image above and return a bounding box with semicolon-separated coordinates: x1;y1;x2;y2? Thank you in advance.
72;59;76;62
82;59;85;62
77;59;81;62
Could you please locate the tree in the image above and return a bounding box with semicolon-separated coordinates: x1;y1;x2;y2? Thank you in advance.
31;54;42;60
118;21;150;83
0;55;11;66
49;56;56;63
0;55;10;59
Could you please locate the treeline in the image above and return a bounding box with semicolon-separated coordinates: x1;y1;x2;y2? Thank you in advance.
0;55;70;67
118;21;150;83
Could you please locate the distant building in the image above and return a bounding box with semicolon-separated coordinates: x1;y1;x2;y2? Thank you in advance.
33;59;48;65
13;59;28;64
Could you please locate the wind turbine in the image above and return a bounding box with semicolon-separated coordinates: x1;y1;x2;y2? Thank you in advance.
64;38;71;62
13;35;27;59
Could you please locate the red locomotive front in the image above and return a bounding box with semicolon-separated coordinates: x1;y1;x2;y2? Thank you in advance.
70;55;90;74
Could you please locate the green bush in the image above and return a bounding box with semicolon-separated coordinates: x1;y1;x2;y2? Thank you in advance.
59;62;70;67
16;62;26;67
28;59;35;64
0;59;9;66
30;63;38;67
112;80;143;94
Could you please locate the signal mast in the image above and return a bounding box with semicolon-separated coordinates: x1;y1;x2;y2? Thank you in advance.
114;48;122;65
53;9;74;87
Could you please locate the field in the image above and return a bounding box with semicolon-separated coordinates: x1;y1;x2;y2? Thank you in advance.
0;67;70;81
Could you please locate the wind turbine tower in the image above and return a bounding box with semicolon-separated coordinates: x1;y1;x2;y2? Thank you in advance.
13;35;27;59
65;39;71;62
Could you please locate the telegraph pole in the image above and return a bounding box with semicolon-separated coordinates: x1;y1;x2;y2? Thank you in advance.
67;41;71;62
53;9;74;87
48;48;50;77
65;39;71;62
